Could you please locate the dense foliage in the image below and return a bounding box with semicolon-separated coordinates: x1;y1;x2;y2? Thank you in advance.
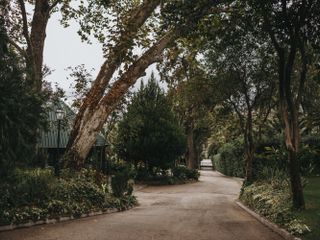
0;19;45;178
212;140;245;178
211;138;320;180
0;168;136;225
116;76;186;172
240;180;310;236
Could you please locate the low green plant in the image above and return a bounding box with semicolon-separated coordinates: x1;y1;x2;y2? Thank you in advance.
240;181;311;236
111;168;135;197
172;166;200;180
213;140;245;177
0;168;137;226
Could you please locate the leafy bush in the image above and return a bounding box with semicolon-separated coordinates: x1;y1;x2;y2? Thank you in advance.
111;168;135;197
213;140;245;177
0;28;46;177
172;166;200;180
13;168;56;205
135;167;152;181
298;145;320;176
0;168;136;225
240;181;311;236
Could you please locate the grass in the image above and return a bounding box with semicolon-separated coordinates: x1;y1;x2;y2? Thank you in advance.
297;177;320;240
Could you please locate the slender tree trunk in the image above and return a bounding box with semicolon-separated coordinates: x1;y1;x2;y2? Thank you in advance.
29;0;50;91
280;98;305;208
186;127;197;169
244;107;255;183
278;47;305;209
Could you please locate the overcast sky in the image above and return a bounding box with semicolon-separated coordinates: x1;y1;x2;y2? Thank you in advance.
44;12;160;101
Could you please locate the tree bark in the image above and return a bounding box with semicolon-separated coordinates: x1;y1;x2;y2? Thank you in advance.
29;0;50;91
186;127;197;169
244;106;255;183
278;43;305;209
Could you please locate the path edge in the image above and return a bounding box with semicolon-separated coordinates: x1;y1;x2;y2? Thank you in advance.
0;206;134;233
235;201;301;240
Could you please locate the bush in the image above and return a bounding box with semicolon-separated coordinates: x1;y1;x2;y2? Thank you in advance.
111;168;135;197
213;140;245;177
299;145;320;176
240;181;310;236
172;166;200;180
0;168;136;225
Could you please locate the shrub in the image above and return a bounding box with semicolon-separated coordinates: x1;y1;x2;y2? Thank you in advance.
12;168;56;205
240;181;310;236
0;168;137;225
213;140;245;177
135;167;151;181
111;168;135;197
172;166;200;180
298;145;320;176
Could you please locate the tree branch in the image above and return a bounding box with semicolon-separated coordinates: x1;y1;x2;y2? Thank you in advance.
85;0;161;106
17;0;32;53
263;13;282;55
49;0;62;11
101;28;179;108
7;38;27;58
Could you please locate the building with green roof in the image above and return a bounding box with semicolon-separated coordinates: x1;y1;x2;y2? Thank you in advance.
39;100;107;171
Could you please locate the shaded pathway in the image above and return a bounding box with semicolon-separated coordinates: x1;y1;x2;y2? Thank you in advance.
0;171;283;240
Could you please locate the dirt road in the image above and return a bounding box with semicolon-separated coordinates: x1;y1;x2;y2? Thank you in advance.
0;171;283;240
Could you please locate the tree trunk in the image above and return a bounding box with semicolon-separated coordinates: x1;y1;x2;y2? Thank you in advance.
29;0;50;91
186;127;197;169
244;107;255;183
288;149;305;208
278;46;305;209
263;2;307;210
17;0;51;91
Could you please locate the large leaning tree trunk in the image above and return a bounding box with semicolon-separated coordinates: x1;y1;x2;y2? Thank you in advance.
66;30;178;169
10;0;61;91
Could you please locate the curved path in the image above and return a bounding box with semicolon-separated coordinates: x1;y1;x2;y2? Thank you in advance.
0;171;283;240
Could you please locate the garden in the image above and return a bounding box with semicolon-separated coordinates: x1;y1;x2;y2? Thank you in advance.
1;0;320;239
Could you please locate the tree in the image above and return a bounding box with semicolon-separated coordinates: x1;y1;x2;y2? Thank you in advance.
203;14;277;183
159;33;220;169
0;16;45;177
247;0;320;209
166;72;215;170
116;75;186;172
66;0;225;169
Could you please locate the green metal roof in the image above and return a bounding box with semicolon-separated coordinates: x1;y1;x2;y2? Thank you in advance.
39;100;106;148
